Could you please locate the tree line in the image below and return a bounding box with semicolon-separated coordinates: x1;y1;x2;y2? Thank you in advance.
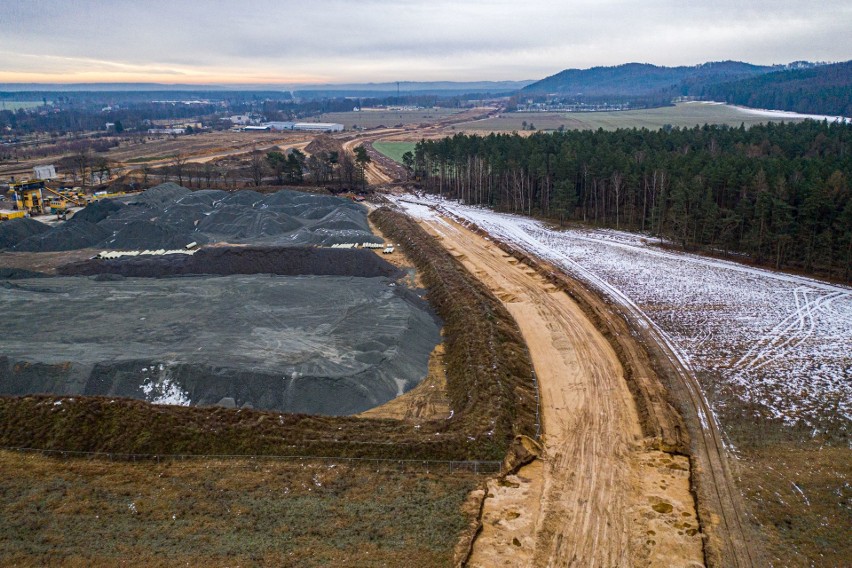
697;61;852;117
412;121;852;280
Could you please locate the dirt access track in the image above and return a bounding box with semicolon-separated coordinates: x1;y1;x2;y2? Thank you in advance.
406;210;705;566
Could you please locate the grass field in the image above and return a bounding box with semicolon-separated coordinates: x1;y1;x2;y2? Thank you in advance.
0;451;478;567
456;102;822;132
320;109;461;130
373;141;416;164
0;101;45;111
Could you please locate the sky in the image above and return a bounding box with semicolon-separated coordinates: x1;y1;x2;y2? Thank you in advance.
1;0;850;85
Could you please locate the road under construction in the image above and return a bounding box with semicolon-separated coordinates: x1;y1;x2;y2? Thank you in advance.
0;115;760;566
350;121;758;566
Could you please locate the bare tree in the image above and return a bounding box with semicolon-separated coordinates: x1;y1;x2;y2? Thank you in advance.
141;165;151;187
171;153;187;187
203;163;215;188
73;148;90;189
250;149;265;187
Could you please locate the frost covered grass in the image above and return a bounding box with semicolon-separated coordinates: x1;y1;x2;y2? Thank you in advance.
400;195;851;436
0;450;477;567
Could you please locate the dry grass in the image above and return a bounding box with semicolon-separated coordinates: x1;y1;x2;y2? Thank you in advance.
455;103;817;132
734;440;851;566
0;450;478;567
320;109;461;130
710;386;851;566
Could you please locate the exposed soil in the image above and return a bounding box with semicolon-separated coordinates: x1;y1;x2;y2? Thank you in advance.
360;343;451;421
409;213;704;566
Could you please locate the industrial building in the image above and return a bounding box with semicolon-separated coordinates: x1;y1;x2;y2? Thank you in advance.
262;122;344;132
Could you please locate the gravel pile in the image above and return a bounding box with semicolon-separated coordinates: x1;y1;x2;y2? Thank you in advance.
0;275;440;415
7;184;382;252
0;217;50;249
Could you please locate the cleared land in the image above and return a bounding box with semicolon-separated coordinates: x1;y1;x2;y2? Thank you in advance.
0;130;312;180
0;450;478;567
372;141;416;164
422;196;850;566
319;109;461;130
455;102;827;132
393;198;704;567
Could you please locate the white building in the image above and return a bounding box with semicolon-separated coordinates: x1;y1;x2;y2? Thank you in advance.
261;121;344;132
147;128;186;135
264;121;296;130
33;164;57;180
293;122;344;132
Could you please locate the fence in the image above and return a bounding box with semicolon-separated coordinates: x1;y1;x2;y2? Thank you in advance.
2;446;503;475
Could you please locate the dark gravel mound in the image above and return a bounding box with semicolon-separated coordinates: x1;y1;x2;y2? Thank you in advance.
0;274;440;415
59;246;404;279
14;220;110;252
0;268;48;279
101;220;202;250
67;198;123;225
125;182;191;207
197;207;303;239
14;184;382;253
0;218;50;249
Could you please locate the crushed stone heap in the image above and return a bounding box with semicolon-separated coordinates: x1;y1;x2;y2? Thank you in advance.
7;184;383;252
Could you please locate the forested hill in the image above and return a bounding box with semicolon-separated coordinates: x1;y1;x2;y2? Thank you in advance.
697;61;852;117
412;122;852;281
522;61;778;96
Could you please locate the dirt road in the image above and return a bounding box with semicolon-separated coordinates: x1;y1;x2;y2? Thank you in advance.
409;211;703;566
340;132;399;185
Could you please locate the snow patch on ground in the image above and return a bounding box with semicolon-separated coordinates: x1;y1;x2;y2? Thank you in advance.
140;376;191;406
393;195;852;430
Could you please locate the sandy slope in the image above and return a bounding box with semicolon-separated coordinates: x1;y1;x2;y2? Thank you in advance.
411;213;703;567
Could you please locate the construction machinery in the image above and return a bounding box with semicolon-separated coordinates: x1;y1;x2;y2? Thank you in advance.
6;179;46;215
3;180;90;219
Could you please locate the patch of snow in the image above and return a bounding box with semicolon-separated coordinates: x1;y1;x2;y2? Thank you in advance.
394;194;852;431
140;376;191;406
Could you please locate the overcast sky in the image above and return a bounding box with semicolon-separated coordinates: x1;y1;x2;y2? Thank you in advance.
1;0;850;85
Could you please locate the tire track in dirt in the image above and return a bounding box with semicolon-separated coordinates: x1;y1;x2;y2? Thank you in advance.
409;213;703;567
421;204;762;567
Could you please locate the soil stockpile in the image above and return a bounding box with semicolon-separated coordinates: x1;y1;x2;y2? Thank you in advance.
0;275;440;415
0;217;50;249
304;134;345;157
59;246;404;279
10;184;382;252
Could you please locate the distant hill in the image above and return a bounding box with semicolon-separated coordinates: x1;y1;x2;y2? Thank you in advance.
698;60;852;117
522;61;783;97
293;80;535;99
0;80;534;97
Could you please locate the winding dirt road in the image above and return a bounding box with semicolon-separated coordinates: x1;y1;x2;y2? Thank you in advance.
406;209;703;567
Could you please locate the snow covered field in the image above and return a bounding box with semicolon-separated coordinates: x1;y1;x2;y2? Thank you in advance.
686;100;851;124
395;195;852;431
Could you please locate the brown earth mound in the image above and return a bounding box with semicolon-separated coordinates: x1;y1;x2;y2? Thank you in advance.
304;134;345;157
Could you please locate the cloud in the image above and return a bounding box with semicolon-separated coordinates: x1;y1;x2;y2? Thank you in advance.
0;0;849;83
